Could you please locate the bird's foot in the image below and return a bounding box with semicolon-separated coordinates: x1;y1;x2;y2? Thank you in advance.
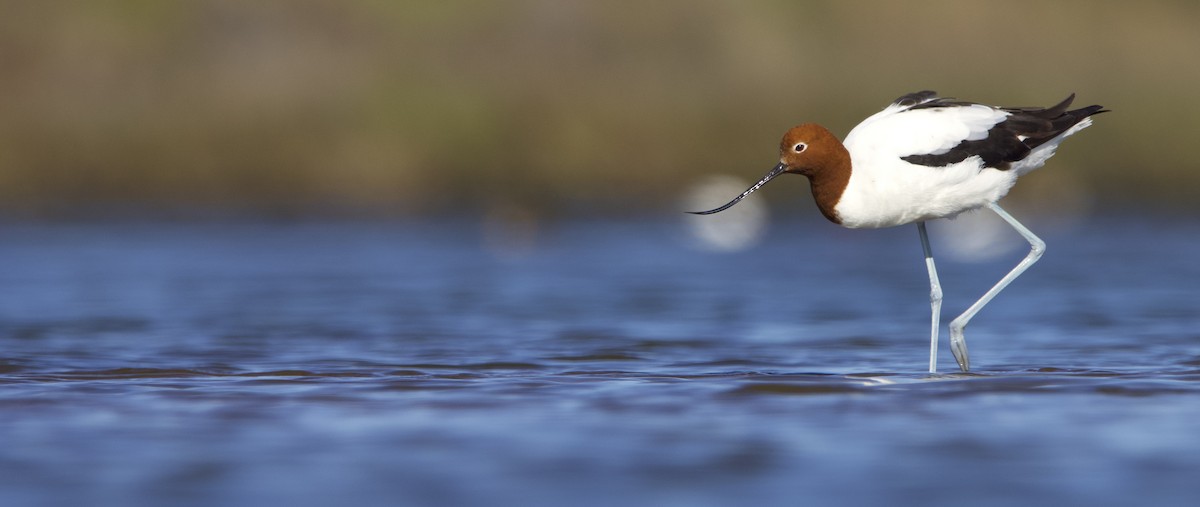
949;324;970;372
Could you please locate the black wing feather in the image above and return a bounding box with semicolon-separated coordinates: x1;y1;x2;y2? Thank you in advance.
898;92;1107;169
892;90;939;108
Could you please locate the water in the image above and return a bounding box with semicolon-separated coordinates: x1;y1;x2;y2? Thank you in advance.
2;217;1199;507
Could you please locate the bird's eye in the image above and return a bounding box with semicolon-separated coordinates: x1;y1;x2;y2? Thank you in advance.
793;143;807;153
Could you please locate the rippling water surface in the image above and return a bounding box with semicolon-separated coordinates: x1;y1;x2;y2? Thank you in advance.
2;217;1199;506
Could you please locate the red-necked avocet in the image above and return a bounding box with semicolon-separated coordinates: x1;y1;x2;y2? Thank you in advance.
691;91;1106;373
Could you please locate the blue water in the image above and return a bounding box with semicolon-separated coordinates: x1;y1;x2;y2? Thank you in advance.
2;217;1199;506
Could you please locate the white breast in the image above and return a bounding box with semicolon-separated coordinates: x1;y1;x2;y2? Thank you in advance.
833;155;1018;229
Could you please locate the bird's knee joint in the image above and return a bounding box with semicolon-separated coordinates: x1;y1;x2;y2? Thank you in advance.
929;287;943;304
1029;240;1046;257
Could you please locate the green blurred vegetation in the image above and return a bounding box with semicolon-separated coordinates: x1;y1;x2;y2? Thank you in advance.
0;0;1196;219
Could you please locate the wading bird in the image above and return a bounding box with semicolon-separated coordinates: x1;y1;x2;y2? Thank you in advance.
690;91;1105;372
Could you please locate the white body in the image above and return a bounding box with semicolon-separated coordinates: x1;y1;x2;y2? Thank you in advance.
834;102;1094;229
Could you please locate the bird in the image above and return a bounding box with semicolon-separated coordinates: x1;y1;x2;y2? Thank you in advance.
690;91;1105;373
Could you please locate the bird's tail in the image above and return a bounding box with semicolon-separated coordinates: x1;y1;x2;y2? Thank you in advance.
1009;94;1108;150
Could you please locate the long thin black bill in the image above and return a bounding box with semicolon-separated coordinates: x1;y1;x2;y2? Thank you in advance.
687;162;788;215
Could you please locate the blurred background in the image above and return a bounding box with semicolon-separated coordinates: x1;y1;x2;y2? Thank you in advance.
0;0;1196;222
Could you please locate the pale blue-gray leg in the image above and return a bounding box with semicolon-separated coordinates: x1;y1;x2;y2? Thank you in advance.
918;222;942;373
948;203;1045;371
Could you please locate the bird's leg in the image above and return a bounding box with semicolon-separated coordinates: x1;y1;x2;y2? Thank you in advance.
918;222;942;373
948;203;1045;371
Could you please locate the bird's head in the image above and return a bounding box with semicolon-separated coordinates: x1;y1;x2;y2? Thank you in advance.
689;124;840;215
